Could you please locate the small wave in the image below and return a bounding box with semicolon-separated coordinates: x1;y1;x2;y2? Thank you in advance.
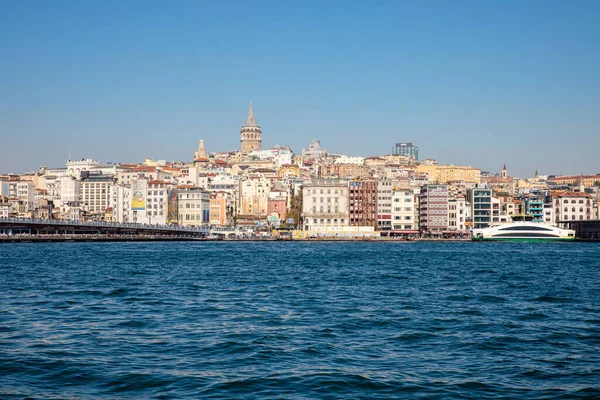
530;295;579;304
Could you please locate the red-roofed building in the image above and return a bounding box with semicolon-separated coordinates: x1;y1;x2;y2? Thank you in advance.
546;190;594;223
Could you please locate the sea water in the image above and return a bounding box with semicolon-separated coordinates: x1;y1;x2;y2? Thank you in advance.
1;242;599;398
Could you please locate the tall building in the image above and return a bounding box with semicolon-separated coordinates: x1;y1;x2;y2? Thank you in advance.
391;188;416;231
466;186;493;229
348;179;377;227
419;185;449;233
240;101;262;154
392;142;418;160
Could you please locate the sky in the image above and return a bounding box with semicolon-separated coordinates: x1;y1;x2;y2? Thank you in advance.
1;0;599;177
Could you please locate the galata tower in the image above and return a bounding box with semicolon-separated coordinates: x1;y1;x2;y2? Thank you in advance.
240;100;262;154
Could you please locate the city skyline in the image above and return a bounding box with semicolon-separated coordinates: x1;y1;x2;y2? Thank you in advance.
2;1;599;176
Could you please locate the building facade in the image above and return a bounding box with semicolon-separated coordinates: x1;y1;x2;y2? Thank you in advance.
177;186;210;226
391;189;416;231
348;179;377;227
419;185;449;233
302;179;349;231
392;142;419;160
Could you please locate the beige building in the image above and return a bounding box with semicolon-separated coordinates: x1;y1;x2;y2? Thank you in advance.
177;185;210;226
415;165;481;184
240;101;262;154
239;176;270;217
209;191;232;226
302;179;349;231
80;176;114;214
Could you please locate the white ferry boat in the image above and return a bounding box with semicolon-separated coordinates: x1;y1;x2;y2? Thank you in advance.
471;215;575;242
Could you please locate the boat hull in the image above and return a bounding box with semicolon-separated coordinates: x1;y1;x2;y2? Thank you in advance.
472;237;575;242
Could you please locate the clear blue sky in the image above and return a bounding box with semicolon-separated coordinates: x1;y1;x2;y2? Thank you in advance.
1;0;599;177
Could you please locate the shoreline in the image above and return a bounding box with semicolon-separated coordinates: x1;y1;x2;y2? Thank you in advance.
0;235;471;243
1;236;595;243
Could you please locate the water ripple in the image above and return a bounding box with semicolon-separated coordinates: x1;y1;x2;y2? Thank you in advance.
1;242;599;398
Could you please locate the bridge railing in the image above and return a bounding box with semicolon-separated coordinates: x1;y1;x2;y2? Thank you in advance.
0;217;210;233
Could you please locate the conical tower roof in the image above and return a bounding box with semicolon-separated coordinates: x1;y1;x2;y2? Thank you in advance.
244;100;259;127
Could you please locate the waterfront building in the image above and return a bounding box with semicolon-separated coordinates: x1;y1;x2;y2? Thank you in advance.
267;195;288;222
419;185;449;233
348;179;377;227
239;176;270;217
108;184;131;223
15;181;36;211
546;191;594;223
392;142;419;160
301;179;349;232
177;185;210;226
0;202;12;218
376;177;395;230
522;193;544;222
240;101;262;154
466;186;493;229
60;176;81;203
209;191;233;226
447;195;467;232
79;174;115;215
145;180;171;225
391;188;416;231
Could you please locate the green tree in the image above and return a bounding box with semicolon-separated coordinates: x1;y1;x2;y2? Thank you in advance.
287;193;303;229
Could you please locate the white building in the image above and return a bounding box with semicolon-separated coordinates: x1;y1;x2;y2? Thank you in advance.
0;203;13;218
177;186;210;226
333;155;365;165
109;184;131;223
248;145;294;167
376;177;395;230
391;189;416;231
67;158;101;177
80;176;114;214
447;196;467;232
60;176;81;203
301;179;349;231
546;191;594;223
145;180;171;225
16;181;36;211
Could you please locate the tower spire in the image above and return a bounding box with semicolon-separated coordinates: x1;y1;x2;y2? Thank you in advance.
244;100;259;127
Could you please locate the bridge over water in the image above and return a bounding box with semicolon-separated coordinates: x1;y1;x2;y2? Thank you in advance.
0;217;214;237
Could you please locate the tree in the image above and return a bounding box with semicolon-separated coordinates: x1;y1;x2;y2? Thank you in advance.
287;193;303;229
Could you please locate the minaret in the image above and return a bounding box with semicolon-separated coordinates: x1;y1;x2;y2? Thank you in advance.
502;164;507;178
240;100;262;154
579;174;585;192
194;139;208;160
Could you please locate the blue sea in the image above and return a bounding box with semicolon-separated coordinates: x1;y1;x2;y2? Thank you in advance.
1;242;599;399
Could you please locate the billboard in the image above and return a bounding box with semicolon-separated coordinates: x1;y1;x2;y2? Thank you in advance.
167;189;178;223
131;180;147;211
